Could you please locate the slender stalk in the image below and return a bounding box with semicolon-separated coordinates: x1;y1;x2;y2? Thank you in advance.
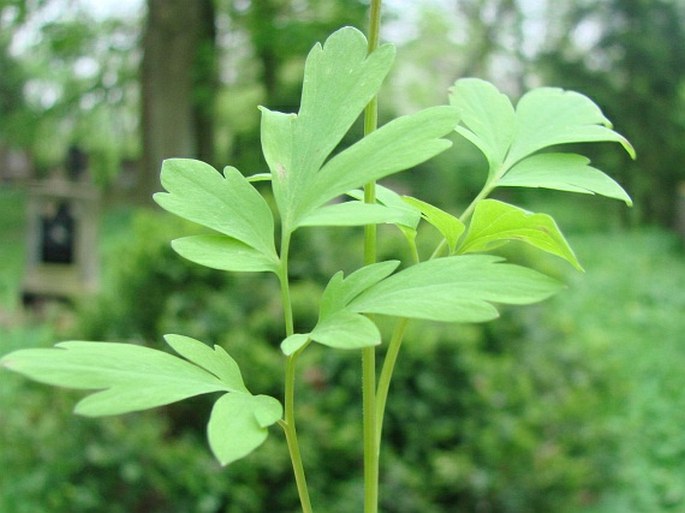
375;317;409;448
362;3;383;513
279;233;295;336
278;231;313;513
375;172;500;449
281;351;313;513
375;240;419;449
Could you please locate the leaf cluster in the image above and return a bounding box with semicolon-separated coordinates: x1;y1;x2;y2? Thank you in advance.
1;26;632;476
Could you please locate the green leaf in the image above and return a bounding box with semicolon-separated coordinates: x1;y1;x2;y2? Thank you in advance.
163;334;248;392
347;185;422;229
298;201;408;227
459;200;583;271
281;334;310;356
449;78;515;173
499;153;633;206
207;392;282;466
310;311;381;350
259;107;296;224
348;255;562;323
402;196;465;253
290;261;398;353
259;27;395;230
154;159;277;259
171;235;279;273
319;261;400;319
304;106;460;220
1;342;230;416
297;27;396;176
252;394;283;428
506;87;636;166
449;79;634;204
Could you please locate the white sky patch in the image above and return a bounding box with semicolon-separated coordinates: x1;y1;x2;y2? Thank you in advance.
85;0;143;20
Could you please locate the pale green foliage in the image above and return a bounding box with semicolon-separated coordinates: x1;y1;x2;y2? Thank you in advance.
0;340;232;416
501;153;633;204
449;78;634;202
208;393;282;466
0;25;633;490
459;199;582;271
402;196;465;253
154;159;279;270
347;256;562;322
259;27;459;232
164;334;248;393
171;235;279;273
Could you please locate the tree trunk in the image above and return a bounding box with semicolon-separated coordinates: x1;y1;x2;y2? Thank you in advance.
140;0;217;203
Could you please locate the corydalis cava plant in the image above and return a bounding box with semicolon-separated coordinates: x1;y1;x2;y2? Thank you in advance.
1;26;633;511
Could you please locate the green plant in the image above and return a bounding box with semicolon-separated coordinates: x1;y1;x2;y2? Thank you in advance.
1;7;633;513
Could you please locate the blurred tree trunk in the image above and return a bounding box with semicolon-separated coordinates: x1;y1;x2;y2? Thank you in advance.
140;0;217;203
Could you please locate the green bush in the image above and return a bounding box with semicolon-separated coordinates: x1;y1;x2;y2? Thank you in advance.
6;202;681;512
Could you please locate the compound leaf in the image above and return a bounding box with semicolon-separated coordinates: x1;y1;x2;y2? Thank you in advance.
348;255;562;323
0;341;230;416
449;79;634;204
207;392;282;466
459;200;582;271
297;27;396;177
499;153;633;206
154;159;277;259
163;334;248;393
283;261;399;354
171;235;279;273
259;27;395;230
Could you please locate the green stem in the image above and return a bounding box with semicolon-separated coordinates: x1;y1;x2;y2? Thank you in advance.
363;2;383;513
281;351;313;513
278;231;313;513
375;317;409;448
458;181;494;224
279;232;295;337
374;238;419;447
362;345;378;513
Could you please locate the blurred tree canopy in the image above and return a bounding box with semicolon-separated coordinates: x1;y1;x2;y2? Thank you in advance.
536;0;685;226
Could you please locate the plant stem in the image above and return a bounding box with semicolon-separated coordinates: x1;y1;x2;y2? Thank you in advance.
363;2;383;513
279;233;295;336
282;351;313;513
278;231;313;513
375;317;409;448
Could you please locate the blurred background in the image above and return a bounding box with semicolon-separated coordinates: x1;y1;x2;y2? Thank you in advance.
1;0;685;512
